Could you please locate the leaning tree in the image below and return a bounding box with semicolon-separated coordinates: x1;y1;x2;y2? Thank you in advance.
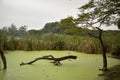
76;0;120;71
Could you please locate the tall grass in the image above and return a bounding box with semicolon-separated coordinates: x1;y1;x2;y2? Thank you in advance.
0;33;119;54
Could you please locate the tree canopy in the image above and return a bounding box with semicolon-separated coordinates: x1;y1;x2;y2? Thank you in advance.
57;17;82;35
76;0;120;29
40;17;83;35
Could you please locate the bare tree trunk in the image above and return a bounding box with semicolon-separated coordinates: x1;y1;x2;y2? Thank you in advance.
97;28;108;71
88;27;108;71
0;50;7;69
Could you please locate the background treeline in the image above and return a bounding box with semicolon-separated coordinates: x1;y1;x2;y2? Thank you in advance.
0;17;120;56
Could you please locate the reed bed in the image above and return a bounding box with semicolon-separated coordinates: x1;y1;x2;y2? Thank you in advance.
0;33;119;54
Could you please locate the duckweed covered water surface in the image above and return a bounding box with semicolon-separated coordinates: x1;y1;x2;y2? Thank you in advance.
0;51;120;80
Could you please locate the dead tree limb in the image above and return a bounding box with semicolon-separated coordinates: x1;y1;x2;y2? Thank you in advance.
20;55;77;66
0;50;7;69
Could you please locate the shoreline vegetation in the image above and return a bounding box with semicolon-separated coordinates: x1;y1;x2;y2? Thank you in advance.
0;23;120;57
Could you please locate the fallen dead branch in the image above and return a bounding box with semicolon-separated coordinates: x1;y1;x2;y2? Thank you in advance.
20;55;77;66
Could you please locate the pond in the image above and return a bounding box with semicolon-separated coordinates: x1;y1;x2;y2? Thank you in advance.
0;51;120;80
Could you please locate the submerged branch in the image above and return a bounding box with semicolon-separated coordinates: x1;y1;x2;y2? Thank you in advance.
20;55;77;66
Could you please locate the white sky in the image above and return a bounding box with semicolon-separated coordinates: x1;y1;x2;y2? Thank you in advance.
0;0;118;30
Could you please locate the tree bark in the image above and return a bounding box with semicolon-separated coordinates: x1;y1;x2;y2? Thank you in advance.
88;27;108;71
0;50;7;69
20;55;77;66
97;28;108;71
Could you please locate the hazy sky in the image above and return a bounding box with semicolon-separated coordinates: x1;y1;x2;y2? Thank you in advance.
0;0;87;30
0;0;118;30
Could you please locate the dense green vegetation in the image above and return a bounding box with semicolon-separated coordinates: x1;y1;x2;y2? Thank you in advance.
0;23;120;57
0;0;120;57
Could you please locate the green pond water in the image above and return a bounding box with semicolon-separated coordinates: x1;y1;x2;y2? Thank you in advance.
0;51;120;80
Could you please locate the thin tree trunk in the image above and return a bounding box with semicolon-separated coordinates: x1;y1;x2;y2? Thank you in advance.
0;50;7;69
88;27;108;71
98;28;108;71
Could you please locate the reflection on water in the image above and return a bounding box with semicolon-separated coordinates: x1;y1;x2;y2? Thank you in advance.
0;70;7;80
0;51;120;80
